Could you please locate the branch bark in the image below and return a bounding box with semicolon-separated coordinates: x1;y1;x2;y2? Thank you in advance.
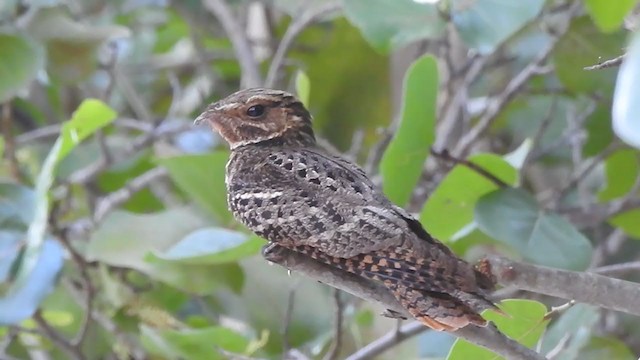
487;255;640;317
263;244;546;360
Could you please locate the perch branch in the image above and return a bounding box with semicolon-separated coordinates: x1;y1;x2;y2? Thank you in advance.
487;255;640;317
262;245;546;360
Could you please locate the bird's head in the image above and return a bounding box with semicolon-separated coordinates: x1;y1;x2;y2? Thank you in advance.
195;88;316;149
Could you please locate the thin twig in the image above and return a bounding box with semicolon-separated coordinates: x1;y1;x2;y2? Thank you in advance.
583;54;625;70
281;282;298;354
452;2;580;157
203;0;262;88
323;289;344;360
592;261;640;276
33;311;85;360
264;2;341;88
344;321;426;360
93;167;168;223
430;148;509;188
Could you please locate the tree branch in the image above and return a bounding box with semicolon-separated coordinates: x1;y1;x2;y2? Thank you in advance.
487;255;640;317
264;2;341;88
262;244;546;360
203;0;262;88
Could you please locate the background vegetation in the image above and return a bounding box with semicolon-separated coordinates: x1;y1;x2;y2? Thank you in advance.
1;0;640;359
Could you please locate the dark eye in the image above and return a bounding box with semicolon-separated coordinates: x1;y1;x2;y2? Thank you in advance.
246;105;265;118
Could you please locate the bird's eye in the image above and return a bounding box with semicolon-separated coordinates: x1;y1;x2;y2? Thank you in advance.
246;105;265;118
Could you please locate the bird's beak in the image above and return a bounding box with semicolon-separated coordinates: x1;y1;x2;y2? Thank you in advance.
193;111;209;126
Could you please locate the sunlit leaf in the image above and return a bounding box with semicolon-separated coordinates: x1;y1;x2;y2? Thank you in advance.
448;299;548;360
451;0;544;54
420;154;518;241
610;209;640;239
343;0;445;52
380;55;437;206
151;228;262;265
59;99;117;160
584;0;636;32
0;33;45;102
158;152;232;224
612;32;640;149
475;188;593;270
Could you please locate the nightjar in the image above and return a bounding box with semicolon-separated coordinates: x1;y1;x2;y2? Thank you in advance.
195;88;498;331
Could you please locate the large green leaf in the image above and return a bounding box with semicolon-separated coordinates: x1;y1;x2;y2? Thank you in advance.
475;188;593;270
554;16;625;93
448;299;548;360
0;33;45;102
420;154;518;241
610;209;640;239
140;325;250;360
380;55;438;206
158;152;232;224
451;0;545;54
343;0;445;53
584;0;636;32
150;228;263;265
613;32;640;149
86;208;244;294
59;99;118;160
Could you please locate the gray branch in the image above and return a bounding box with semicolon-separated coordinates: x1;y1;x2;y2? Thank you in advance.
262;244;546;360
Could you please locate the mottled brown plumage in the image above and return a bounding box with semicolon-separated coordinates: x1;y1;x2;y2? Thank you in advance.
196;88;498;331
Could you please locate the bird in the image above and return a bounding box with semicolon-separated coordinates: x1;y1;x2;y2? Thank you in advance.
195;88;499;331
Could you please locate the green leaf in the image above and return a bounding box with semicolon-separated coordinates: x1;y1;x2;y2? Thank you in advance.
554;16;625;93
613;32;640;149
598;149;640;201
540;304;600;357
610;209;640;239
295;70;311;107
420;154;518;241
448;299;548;360
583;104;614;157
451;0;545;54
475;188;593;270
12;99;116;288
343;0;445;52
86;208;243;294
380;55;438;206
151;228;263;265
0;33;45;102
59;99;118;160
581;336;635;360
584;0;636;32
140;325;250;360
158;152;232;224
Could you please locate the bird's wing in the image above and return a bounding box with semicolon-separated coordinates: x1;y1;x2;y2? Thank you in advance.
230;147;420;257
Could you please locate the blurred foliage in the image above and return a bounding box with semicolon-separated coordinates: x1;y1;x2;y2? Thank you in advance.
0;0;640;359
